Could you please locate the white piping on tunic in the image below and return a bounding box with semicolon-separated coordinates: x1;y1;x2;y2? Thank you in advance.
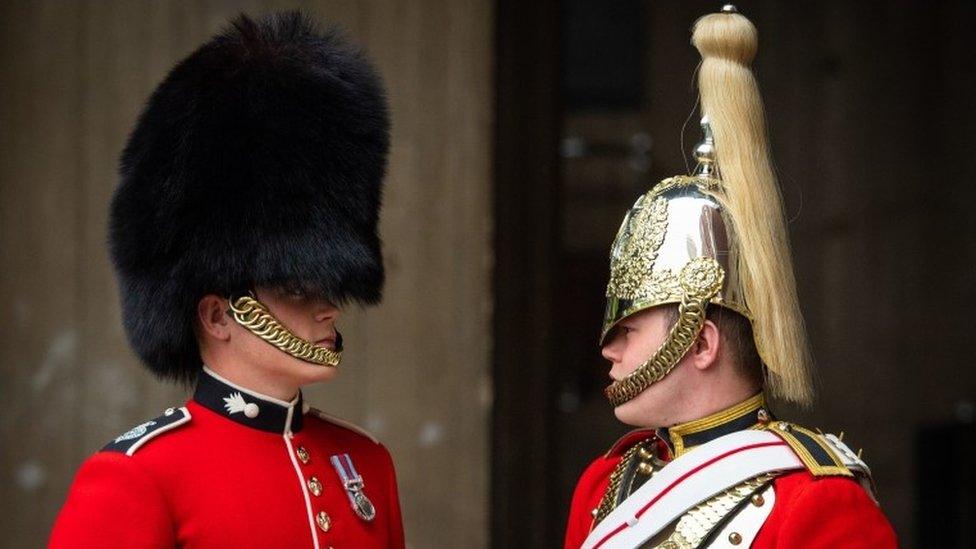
126;407;192;456
283;403;320;549
202;367;316;546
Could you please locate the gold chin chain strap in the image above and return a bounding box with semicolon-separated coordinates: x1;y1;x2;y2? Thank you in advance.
605;257;725;407
228;294;342;367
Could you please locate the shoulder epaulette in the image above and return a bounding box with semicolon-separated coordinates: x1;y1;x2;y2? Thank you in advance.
766;421;867;478
308;407;379;444
102;407;191;456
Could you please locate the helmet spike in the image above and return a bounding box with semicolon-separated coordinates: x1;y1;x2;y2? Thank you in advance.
692;117;718;178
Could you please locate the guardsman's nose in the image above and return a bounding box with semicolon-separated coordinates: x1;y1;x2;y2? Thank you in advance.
314;301;340;323
601;335;623;363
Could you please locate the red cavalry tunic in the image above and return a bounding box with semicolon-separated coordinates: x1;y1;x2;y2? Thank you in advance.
564;397;897;548
50;368;404;548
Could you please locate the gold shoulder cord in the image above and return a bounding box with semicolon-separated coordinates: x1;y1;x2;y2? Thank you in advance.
605;257;724;407
229;294;342;367
593;441;648;525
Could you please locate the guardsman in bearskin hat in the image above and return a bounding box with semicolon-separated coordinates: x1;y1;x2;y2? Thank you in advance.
50;12;403;548
564;6;897;548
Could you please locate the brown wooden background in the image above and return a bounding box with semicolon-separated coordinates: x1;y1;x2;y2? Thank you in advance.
0;1;491;547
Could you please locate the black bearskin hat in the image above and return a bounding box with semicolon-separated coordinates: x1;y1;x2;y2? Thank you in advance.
109;12;389;383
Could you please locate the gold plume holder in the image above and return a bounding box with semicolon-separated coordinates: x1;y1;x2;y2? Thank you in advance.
605;257;724;407
229;294;342;367
693;116;718;179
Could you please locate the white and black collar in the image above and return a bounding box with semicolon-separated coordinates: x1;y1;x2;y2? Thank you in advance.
194;366;305;434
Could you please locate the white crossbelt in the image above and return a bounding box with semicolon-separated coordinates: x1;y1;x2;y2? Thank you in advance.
582;429;805;549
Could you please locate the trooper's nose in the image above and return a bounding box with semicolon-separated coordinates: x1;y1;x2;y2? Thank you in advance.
601;336;623;363
314;301;340;323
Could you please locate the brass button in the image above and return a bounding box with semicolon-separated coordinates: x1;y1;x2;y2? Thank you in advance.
638;446;653;460
751;493;765;507
297;446;310;464
308;476;323;496
316;511;331;532
637;462;654;475
728;532;742;545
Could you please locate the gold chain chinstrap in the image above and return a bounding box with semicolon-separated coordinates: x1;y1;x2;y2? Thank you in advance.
605;258;724;407
229;294;342;367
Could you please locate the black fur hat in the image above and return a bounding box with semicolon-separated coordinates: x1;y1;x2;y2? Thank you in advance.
110;12;389;383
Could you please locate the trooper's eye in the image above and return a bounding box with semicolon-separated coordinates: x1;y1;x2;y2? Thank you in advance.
278;285;306;300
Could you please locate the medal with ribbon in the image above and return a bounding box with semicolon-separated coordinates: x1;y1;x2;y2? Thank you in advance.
330;453;377;522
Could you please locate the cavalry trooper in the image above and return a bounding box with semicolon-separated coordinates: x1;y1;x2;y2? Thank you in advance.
50;12;404;548
564;6;897;549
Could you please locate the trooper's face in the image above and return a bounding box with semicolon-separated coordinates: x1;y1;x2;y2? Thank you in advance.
230;286;343;387
601;306;697;428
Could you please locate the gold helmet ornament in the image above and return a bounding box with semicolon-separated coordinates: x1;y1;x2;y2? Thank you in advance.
602;5;813;407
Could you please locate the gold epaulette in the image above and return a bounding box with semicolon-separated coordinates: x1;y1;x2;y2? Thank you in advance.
765;421;854;477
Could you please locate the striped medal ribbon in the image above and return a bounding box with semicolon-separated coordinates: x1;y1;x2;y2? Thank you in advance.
330;453;377;522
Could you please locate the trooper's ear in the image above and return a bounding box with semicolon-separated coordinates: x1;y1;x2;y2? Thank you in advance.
197;294;232;342
689;318;721;371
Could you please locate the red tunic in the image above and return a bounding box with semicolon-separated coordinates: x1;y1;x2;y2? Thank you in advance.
50;370;404;549
564;428;897;548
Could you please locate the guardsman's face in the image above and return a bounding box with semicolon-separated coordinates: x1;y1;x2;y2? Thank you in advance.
601;306;696;428
233;286;343;386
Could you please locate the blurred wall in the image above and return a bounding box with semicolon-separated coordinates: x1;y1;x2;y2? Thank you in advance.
0;1;492;547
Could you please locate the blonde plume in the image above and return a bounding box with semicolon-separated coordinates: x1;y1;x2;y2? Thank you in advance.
692;11;814;405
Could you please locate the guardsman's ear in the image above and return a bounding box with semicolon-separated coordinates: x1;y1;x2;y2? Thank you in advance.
197;295;232;342
689;318;721;371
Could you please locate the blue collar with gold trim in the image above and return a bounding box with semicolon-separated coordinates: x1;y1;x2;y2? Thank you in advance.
658;393;769;457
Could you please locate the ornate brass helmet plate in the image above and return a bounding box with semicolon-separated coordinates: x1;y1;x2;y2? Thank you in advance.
602;176;750;407
229;294;342;367
602;175;749;344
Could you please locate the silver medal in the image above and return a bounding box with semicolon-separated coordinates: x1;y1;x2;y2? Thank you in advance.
331;453;376;522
